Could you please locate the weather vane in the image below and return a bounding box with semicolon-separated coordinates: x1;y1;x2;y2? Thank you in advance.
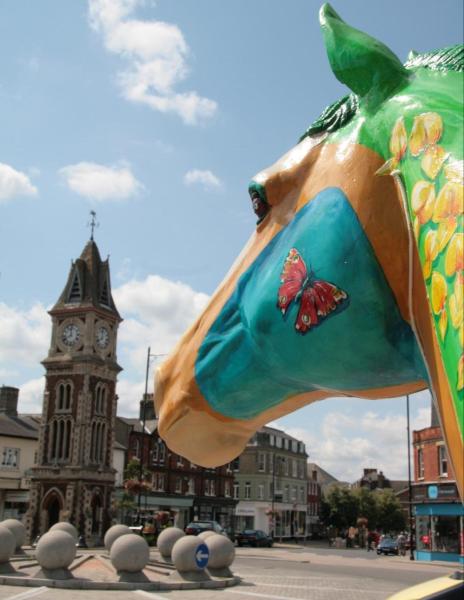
88;210;99;241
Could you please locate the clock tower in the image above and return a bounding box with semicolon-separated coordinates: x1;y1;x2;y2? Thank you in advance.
25;236;122;543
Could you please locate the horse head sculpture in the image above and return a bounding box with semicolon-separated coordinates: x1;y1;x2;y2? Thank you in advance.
155;4;464;497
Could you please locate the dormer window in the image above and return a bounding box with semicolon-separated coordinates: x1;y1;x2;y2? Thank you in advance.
68;271;81;303
100;276;110;307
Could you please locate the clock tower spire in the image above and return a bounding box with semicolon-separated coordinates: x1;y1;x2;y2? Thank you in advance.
25;233;122;544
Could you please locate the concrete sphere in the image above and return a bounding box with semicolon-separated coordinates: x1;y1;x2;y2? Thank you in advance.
110;534;149;573
172;535;209;572
198;530;216;541
36;531;77;569
204;533;235;569
1;519;26;549
49;521;78;541
0;525;15;563
157;527;185;559
104;524;132;551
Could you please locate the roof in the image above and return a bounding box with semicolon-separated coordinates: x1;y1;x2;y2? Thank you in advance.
0;414;41;439
51;240;121;320
117;416;158;435
260;425;302;444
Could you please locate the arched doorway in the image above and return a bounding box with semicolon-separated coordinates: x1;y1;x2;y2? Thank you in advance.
48;497;60;527
91;493;102;535
41;489;64;533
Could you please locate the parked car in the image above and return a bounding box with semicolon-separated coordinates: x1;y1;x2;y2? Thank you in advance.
236;529;273;548
376;536;399;555
184;521;227;536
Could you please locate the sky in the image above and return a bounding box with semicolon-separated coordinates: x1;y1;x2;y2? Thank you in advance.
1;0;462;482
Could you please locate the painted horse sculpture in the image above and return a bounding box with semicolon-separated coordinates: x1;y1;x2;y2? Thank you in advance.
155;4;464;497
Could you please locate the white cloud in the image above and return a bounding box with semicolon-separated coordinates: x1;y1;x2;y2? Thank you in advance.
19;377;45;413
0;303;50;368
88;0;217;124
113;274;209;377
59;161;142;201
274;393;433;482
184;169;222;190
0;163;38;203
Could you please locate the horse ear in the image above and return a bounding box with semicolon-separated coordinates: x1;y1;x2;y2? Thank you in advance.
319;3;409;109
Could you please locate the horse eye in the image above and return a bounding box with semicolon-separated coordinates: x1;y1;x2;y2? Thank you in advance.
250;190;270;224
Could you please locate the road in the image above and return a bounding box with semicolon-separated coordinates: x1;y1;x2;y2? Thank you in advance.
0;544;458;600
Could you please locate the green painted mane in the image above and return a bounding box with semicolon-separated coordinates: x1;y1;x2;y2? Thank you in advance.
300;44;464;142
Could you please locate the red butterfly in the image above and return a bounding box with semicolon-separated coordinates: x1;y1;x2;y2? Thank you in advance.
277;248;348;333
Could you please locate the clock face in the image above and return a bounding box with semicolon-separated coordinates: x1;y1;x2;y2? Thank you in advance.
62;323;80;347
96;326;110;349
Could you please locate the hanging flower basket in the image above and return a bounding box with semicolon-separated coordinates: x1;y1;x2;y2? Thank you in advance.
124;479;152;495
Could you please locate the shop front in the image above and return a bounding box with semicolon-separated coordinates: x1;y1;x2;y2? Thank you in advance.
414;500;464;564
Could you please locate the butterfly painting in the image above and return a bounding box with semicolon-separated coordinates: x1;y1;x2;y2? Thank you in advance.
277;248;348;333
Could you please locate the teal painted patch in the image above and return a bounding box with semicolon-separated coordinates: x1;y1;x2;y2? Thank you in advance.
195;188;427;419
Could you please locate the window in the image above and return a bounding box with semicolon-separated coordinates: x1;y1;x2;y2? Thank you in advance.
245;482;251;499
57;382;72;412
258;452;266;472
94;384;107;415
49;418;73;462
292;459;298;478
276;437;282;449
204;480;210;496
188;477;195;495
175;477;182;493
284;458;289;476
298;461;304;479
210;480;215;496
155;473;164;491
177;456;184;467
284;485;289;503
299;487;305;503
291;486;297;501
258;484;264;500
231;457;240;471
270;435;275;446
1;447;20;468
191;461;198;469
132;438;140;460
438;445;448;476
159;443;166;463
417;448;425;479
233;482;240;499
225;481;231;497
68;270;81;302
152;444;159;463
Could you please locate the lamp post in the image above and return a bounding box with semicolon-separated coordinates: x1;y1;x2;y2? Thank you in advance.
137;348;167;519
406;394;415;561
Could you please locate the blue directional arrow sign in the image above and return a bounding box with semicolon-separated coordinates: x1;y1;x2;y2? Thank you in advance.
195;543;209;568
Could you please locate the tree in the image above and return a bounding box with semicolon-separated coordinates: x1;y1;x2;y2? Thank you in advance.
354;486;378;528
323;486;359;531
375;489;406;533
124;458;150;482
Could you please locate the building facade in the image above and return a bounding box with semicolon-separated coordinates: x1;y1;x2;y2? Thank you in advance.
412;404;463;564
233;426;308;539
0;387;40;520
24;238;122;543
115;395;237;531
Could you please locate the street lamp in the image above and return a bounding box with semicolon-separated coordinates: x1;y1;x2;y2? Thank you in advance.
406;394;415;561
137;347;167;518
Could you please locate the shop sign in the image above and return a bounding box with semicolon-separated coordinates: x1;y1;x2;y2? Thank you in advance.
427;485;438;500
235;506;256;516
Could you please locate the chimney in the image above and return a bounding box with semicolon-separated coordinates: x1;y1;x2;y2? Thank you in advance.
0;386;19;417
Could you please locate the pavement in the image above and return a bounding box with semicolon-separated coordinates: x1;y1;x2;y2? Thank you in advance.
0;542;460;600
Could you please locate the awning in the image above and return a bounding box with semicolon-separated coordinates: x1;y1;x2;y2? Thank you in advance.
114;489;193;509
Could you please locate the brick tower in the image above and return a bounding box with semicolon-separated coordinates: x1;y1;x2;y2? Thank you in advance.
25;235;122;543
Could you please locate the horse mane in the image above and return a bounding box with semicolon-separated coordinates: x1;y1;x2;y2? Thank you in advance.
300;44;464;142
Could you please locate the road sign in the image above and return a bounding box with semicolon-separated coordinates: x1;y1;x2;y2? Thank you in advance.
195;543;209;569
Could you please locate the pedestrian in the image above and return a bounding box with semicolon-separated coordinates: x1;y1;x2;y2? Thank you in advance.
367;530;375;552
397;532;406;556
